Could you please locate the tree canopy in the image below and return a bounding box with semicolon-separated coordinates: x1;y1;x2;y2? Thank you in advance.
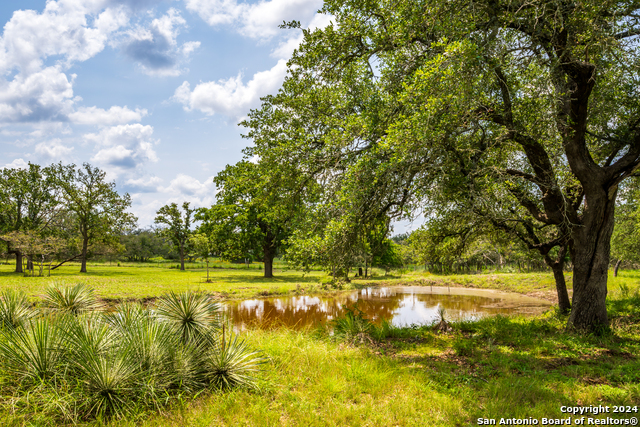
53;163;136;273
243;0;640;331
197;160;306;278
0;163;61;273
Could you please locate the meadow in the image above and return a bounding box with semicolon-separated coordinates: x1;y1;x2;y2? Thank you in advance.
0;262;638;426
0;258;577;302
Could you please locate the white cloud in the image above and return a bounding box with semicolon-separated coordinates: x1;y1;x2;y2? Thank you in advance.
119;8;200;77
0;66;75;123
184;0;244;27
173;59;288;118
0;3;128;75
86;124;158;177
124;175;163;192
164;173;214;196
159;173;216;205
239;0;322;39
69;106;148;125
0;1;133;123
35;139;74;160
185;0;323;40
2;158;29;169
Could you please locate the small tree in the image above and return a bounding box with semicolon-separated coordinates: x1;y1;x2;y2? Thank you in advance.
199;161;305;279
1;231;64;276
155;202;194;271
189;233;216;282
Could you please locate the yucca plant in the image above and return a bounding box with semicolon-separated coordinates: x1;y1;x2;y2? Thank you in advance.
0;315;64;382
43;283;102;315
112;306;176;388
204;331;263;390
165;339;208;393
0;289;35;330
63;313;115;359
64;313;138;419
105;302;149;332
433;305;451;333
156;291;220;344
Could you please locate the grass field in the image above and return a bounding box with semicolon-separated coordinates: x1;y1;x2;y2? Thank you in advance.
0;263;639;426
2;258;639;303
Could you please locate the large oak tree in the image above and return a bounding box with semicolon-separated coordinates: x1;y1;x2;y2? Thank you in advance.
198;160;305;278
54;163;136;273
244;0;640;331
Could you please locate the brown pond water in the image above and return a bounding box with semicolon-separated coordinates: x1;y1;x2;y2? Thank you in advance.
224;286;552;330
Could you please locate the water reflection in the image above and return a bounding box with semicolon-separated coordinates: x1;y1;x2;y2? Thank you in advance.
224;286;552;330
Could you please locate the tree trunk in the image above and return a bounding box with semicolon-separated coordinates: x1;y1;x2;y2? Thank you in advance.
552;265;571;314
14;250;23;273
544;246;571;314
80;236;88;273
263;249;274;278
206;259;210;282
613;259;622;277
179;245;185;271
567;188;617;331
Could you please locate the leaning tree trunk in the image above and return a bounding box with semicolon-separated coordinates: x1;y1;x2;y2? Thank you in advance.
613;259;622;277
544;245;571;314
80;236;89;273
568;188;617;331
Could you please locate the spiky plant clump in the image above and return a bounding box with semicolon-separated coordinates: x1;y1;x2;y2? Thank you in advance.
0;289;263;421
43;283;102;315
63;314;137;419
204;332;263;390
0;315;64;382
0;289;35;330
166;340;207;393
156;291;220;344
332;306;374;344
110;305;176;391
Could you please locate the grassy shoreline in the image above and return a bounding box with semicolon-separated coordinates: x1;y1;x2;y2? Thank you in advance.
0;266;638;426
0;261;575;302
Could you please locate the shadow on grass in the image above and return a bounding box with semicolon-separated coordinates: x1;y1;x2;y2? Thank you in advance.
370;300;640;420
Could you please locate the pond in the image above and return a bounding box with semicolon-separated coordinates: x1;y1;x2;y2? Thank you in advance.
224;286;552;330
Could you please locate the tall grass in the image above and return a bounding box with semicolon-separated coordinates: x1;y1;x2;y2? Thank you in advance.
0;285;263;422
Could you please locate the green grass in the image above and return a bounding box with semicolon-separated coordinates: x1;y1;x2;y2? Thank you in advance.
0;262;332;301
56;285;638;427
0;264;638;426
2;259;639;305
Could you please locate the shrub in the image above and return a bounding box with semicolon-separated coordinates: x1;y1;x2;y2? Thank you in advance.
0;315;65;382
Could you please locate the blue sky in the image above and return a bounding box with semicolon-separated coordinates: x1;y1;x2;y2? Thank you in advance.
0;0;329;226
